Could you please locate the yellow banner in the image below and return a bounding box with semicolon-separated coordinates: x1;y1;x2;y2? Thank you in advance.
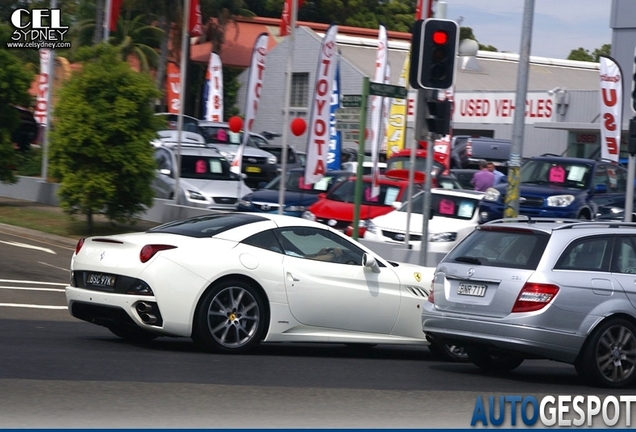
385;53;410;158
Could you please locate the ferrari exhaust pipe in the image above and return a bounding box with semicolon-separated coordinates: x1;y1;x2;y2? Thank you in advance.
140;313;157;325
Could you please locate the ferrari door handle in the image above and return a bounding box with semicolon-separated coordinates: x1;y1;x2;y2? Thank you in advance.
287;272;300;282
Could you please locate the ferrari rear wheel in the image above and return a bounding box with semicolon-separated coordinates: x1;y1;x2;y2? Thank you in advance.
193;279;268;354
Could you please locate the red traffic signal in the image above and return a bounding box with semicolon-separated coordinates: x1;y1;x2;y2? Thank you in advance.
409;18;459;90
432;30;448;45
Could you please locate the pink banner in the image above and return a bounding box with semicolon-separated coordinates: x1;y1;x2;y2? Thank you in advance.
231;33;269;174
599;55;622;162
304;25;339;184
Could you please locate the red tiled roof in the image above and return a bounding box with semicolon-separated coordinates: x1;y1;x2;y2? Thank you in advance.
190;16;412;67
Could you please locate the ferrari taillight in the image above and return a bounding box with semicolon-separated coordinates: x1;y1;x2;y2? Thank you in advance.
75;238;85;255
140;244;177;263
511;283;559;313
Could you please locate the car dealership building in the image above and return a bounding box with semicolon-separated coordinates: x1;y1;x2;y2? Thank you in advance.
191;0;636;161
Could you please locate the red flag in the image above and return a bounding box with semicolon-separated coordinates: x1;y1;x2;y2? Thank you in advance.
109;0;123;31
415;0;433;20
166;62;181;114
280;0;305;36
189;0;202;37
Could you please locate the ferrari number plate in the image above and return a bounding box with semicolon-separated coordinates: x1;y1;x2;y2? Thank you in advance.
457;283;486;297
86;273;116;287
245;166;261;173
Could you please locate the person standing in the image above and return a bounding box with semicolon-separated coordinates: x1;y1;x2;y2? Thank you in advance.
471;160;495;191
488;162;506;185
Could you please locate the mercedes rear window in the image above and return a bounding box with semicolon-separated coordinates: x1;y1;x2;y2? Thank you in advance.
443;228;550;270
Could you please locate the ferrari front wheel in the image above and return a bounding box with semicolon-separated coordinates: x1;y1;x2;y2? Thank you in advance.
193;279;268;354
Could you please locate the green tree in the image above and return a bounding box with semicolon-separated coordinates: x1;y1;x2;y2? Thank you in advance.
50;44;162;233
593;44;612;62
567;47;594;62
0;24;34;184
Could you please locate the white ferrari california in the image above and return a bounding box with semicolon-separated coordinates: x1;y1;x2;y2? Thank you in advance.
66;213;464;359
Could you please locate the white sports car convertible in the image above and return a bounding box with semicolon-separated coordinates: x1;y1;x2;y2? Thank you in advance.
66;213;463;359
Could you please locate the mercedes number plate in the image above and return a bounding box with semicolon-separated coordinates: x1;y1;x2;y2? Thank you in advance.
86;273;116;287
457;282;486;297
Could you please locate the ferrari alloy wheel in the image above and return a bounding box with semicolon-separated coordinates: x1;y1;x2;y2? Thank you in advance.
193;279;268;353
575;318;636;388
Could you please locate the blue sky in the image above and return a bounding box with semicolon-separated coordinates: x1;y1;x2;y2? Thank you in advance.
441;0;612;60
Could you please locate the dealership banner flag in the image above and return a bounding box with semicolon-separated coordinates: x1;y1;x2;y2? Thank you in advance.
304;24;339;184
415;0;434;20
34;49;51;126
385;54;409;158
279;0;305;36
380;61;391;153
166;62;180;114
327;56;342;171
107;0;123;32
231;32;269;174
204;53;223;122
599;55;622;163
189;0;203;37
369;24;388;198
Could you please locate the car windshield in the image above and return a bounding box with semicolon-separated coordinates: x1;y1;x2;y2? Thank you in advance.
520;159;592;189
328;180;402;206
199;125;259;148
386;157;444;177
401;192;480;220
263;171;347;193
180;155;236;180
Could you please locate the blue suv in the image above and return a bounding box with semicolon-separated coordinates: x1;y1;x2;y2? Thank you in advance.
478;155;628;221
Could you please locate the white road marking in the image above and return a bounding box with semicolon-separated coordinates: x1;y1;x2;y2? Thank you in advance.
0;303;67;310
38;261;70;272
0;240;56;254
0;279;66;286
0;285;65;292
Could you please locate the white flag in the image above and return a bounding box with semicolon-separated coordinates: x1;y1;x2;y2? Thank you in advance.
304;24;339;184
599;55;622;163
231;33;269;175
369;25;388;198
204;53;223;122
34;49;51;126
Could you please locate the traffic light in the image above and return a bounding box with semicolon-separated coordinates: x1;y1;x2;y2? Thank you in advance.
426;99;452;135
410;19;459;90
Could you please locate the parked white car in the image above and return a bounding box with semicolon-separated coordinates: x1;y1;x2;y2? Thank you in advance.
363;188;484;254
152;141;252;211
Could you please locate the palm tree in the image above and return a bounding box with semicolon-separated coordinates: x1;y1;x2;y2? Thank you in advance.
109;14;164;72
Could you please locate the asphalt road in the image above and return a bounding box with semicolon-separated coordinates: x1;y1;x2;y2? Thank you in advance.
1;226;634;428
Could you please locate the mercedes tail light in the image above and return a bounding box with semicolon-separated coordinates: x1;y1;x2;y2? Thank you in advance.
512;283;559;313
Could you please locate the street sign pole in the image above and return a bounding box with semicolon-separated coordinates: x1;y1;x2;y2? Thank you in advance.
352;77;370;240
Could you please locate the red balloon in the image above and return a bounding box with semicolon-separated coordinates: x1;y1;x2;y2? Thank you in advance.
228;116;243;133
290;117;307;136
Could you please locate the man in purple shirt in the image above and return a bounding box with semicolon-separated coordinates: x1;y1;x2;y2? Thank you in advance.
471;160;495;191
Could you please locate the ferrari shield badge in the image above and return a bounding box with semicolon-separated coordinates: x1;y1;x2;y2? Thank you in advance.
414;272;421;282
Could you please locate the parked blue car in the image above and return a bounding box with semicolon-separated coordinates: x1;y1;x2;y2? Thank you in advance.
478;155;628;221
237;168;352;217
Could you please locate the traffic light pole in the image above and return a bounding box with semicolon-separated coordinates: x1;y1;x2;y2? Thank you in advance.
352;78;370;240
